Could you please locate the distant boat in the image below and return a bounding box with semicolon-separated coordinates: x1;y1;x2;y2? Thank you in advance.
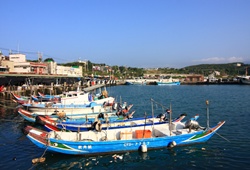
156;76;181;85
240;76;250;85
239;67;250;85
125;78;147;85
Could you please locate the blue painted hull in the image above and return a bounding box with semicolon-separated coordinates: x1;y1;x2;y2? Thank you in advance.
156;82;181;85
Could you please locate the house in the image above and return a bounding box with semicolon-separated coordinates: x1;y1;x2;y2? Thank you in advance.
185;75;204;83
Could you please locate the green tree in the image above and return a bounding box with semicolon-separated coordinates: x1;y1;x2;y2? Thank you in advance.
44;58;54;62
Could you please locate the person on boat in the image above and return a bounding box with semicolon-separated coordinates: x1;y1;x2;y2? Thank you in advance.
123;110;135;120
116;106;128;116
157;109;171;122
164;109;171;121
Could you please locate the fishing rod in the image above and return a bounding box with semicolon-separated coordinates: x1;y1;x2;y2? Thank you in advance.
150;98;169;110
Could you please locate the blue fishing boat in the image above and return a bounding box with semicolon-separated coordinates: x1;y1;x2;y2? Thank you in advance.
17;107;123;123
38;112;192;132
24;120;225;155
31;94;61;102
156;76;181;85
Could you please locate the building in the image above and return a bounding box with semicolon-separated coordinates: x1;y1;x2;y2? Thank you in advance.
1;52;83;77
185;75;204;82
56;65;82;76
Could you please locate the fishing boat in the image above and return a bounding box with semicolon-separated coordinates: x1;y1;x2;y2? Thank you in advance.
22;93;115;115
31;92;61;102
17;103;133;122
36;112;192;132
125;78;147;85
22;102;113;116
0;85;5;92
11;92;31;104
156;76;181;85
24;118;225;155
12;89;115;107
18;107;120;123
240;75;250;85
24;99;225;155
239;67;250;85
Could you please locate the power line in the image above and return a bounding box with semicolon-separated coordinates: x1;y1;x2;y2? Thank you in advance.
0;47;77;63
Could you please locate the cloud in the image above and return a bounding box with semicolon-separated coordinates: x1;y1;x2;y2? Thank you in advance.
193;56;244;64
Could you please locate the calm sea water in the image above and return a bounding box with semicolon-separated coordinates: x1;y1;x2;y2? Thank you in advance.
0;85;250;170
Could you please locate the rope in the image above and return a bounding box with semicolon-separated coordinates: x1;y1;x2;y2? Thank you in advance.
215;132;230;142
41;145;49;158
0;119;25;123
0;104;18;109
28;145;49;170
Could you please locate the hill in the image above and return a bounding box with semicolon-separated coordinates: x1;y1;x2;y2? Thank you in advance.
181;63;249;76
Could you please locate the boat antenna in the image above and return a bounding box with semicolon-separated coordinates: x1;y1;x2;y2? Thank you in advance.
206;100;210;129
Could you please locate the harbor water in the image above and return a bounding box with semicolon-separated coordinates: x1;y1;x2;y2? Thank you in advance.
0;85;250;169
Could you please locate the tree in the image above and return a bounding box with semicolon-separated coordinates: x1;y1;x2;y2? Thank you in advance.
44;58;54;62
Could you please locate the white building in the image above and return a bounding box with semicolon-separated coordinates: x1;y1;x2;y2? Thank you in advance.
47;61;57;74
56;65;82;76
9;53;26;62
1;52;83;76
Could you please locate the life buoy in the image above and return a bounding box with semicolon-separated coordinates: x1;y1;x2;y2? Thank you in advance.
167;141;177;148
91;121;102;132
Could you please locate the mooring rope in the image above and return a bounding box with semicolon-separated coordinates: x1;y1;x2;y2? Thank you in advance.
215;132;230;142
0;119;25;123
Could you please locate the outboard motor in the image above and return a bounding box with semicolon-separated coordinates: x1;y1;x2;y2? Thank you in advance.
185;120;201;130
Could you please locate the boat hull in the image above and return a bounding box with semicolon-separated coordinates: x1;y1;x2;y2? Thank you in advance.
156;82;181;85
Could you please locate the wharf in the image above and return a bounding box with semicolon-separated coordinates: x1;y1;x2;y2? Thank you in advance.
83;84;106;92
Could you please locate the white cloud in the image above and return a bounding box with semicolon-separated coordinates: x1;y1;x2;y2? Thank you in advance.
193;56;244;64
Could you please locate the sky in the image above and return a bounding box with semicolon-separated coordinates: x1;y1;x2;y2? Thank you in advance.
0;0;250;68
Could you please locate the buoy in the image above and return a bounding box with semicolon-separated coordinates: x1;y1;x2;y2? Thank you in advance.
141;143;147;152
168;141;177;148
32;157;46;164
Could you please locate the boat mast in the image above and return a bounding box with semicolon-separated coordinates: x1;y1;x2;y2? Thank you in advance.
169;102;172;136
206;100;210;129
151;98;155;135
